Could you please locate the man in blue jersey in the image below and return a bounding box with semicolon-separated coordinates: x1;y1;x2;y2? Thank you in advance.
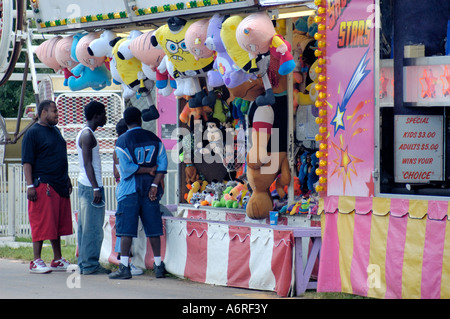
109;107;168;280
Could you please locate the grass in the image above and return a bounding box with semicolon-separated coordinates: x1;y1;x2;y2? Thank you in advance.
0;238;78;264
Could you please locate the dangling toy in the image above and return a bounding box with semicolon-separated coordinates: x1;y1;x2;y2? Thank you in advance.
35;36;63;72
67;32;111;91
185;18;218;107
236;12;295;76
116;30;160;121
36;36;78;86
87;30;116;69
87;30;124;88
75;32;106;71
129;30;176;97
204;14;255;90
152;17;215;108
222;15;273;107
54;35;80;86
245;94;291;219
235;12;295;107
298;151;319;193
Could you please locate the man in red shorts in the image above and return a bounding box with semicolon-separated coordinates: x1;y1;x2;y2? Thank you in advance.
22;100;73;274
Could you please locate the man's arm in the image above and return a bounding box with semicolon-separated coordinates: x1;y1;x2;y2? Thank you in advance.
148;142;168;201
23;163;37;202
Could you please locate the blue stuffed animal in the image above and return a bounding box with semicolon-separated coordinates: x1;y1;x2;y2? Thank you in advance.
67;33;111;91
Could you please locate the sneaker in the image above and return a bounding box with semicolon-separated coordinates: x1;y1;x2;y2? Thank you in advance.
109;264;132;279
153;261;166;278
130;263;143;276
83;265;112;275
30;258;52;274
50;258;70;271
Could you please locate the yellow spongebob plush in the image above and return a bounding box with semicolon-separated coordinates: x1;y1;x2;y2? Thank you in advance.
152;17;215;108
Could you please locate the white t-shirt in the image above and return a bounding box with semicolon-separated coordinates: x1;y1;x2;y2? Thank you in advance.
76;126;103;187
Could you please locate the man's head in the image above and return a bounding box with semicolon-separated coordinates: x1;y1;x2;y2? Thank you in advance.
123;107;142;128
84;100;107;127
38;100;58;126
115;118;128;136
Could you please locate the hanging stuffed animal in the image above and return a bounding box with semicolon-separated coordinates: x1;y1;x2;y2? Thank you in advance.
221;15;273;107
36;36;80;87
87;29;116;71
129;30;175;97
151;17;215;108
184;18;217;107
204;14;255;90
115;30;160;121
35;36;63;72
245;99;291;219
236;12;295;76
67;32;111;91
235;13;295;107
87;30;133;97
54;35;80;86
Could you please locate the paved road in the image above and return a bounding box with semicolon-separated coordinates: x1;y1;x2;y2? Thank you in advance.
0;258;283;300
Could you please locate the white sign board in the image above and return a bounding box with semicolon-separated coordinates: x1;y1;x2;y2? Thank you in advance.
394;115;444;183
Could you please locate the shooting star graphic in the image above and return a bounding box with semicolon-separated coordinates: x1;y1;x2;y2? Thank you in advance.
331;49;371;136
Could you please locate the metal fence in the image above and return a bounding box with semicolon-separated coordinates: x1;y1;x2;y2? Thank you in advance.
0;163;177;240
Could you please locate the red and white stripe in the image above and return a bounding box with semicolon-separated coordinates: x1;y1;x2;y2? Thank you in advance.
163;216;295;297
84;210;296;296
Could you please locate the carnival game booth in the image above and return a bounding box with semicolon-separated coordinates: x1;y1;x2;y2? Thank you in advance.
315;0;450;299
28;0;326;297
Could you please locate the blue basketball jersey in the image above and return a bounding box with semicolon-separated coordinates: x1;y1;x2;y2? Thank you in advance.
115;127;168;201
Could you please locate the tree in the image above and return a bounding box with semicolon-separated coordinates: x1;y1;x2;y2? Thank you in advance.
0;81;35;118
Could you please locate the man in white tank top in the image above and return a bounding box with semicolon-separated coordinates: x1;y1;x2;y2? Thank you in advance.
76;101;110;275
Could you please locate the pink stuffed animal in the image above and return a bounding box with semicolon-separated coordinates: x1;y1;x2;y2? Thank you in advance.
185;19;214;61
185;19;217;107
55;35;79;70
35;36;63;72
54;35;79;85
236;12;295;76
75;32;106;71
129;30;175;96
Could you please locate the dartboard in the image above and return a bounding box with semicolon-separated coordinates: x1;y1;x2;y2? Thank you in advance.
0;0;24;86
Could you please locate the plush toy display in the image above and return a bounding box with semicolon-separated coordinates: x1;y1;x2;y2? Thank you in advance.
68;32;111;91
152;17;215;108
116;30;160;121
88;30;157;121
129;31;175;97
222;14;272;107
36;36;63;72
54;35;80;85
204;14;255;90
42;12;313;218
236;12;295;76
246;94;291;219
75;32;106;71
235;13;295;107
36;36;79;87
185;18;218;107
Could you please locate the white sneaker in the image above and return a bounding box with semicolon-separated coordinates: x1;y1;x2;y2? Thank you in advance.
130;263;144;276
50;258;71;271
30;258;52;274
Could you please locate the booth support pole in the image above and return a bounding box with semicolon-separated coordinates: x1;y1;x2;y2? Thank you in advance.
286;18;295;204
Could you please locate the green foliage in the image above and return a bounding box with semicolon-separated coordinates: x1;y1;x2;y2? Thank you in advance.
0;242;77;264
0;81;36;118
